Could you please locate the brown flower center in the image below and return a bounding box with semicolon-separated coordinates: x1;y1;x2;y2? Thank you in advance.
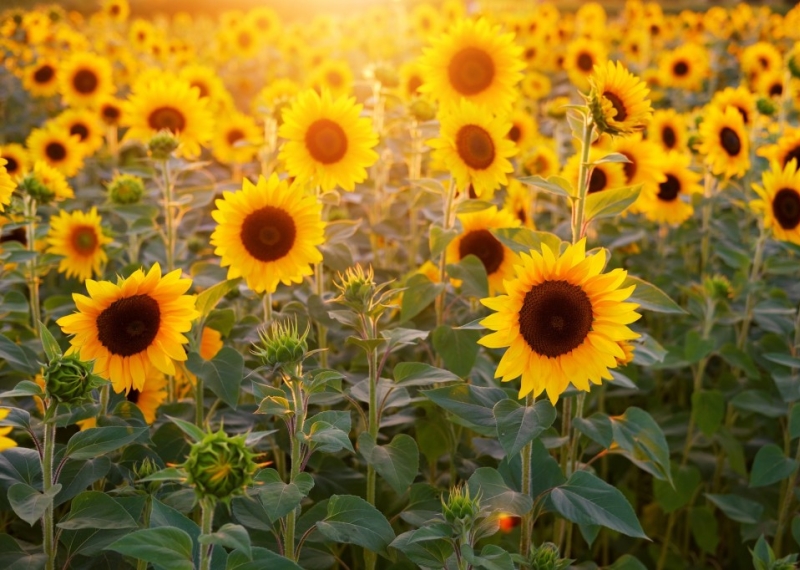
673;61;689;77
126;389;140;404
770;82;783;97
148;107;186;132
73;69;99;95
96;294;161;357
70;123;89;141
101;104;121;122
34;64;55;84
662;126;677;149
588;167;608;194
4;156;19;175
326;71;343;88
458;229;504;275
192;81;210;98
657;174;681;202
226;128;245;146
407;75;423;96
783;146;800;169
448;47;495;96
719;126;741;156
508;124;522;143
620;152;637;182
305;118;348;164
772;188;800;230
240;205;296;262
71;225;98;255
603;91;628;122
45;141;67;162
518;280;594;358
456;124;495;170
577;52;594;72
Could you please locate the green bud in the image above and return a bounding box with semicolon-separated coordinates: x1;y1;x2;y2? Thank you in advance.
108;173;145;205
529;542;572;570
373;64;399;88
789;54;800;80
148;131;180;160
757;97;777;116
703;274;732;301
409;98;436;122
334;264;376;314
442;484;481;528
253;319;309;369
184;429;258;502
44;355;93;404
19;174;53;205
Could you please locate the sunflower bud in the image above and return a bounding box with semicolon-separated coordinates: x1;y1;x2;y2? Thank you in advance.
148;131;180;159
442;484;481;530
529;542;572;570
108;173;145;205
408;98;436;122
132;457;162;493
44;355;93;404
703;274;733;301
253;319;309;368
756;97;777;116
184;429;257;502
789;52;800;80
19;173;53;204
373;64;399;88
334;264;377;314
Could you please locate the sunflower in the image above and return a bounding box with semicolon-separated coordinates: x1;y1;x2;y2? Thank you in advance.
507;109;537;151
22;58;59;97
211;174;325;294
611;134;666;212
563;37;608;92
308;60;353;99
399;61;426;102
26;127;85;177
751;160;800;245
54;109;105;156
0;160;15;212
478;239;640;404
125;368;167;424
429;99;517;198
519;71;552;100
122;76;213;159
179;64;232;112
741;41;782;81
756;71;784;99
760;128;800;169
503;178;535;229
57;263;199;394
447;206;520;294
96;95;125;126
711;86;755;126
637;150;702;225
58;52;114;107
410;3;441;38
522;143;559;178
0;144;30;178
102;0;129;22
278;89;378;192
648;109;687;153
589;61;652;136
254;78;300;115
698;105;750;180
561;148;627;196
212;111;262;165
0;409;16;451
658;44;708;91
419;18;524;111
46;207;111;282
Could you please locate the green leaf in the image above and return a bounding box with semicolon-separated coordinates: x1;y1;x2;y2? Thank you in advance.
607;555;648;570
547;471;647;539
199;523;251;559
517;175;575;198
65;427;147;460
609;407;672;483
393;362;460;387
705;494;763;523
763;353;800;368
138;467;187;483
423;384;507;436
491;228;562;256
792;516;800;548
492;399;556;457
166;415;207;443
429;225;459;259
692;390;725;437
226;547;304;570
39;324;62;361
400;274;443;323
0;407;33;430
255;396;292;418
447;255;488;299
54;457;111;506
719;344;759;379
186;347;243;409
8;483;61;526
689;506;719;554
258;469;314;523
432;325;480;377
457;199;494;213
790;405;800;440
0;381;45;399
304;421;354;454
467;467;532;516
574;413;613;449
654;465;701;514
106;528;194;570
0;334;38;374
593;152;632;165
584;184;642;221
316;495;396;555
390;527;454;567
684;331;715;363
195;279;241;318
731;390;786;418
751;535;774;570
324;219;361;244
623;276;686;314
750;444;799;487
57;491;138;530
358;433;419;495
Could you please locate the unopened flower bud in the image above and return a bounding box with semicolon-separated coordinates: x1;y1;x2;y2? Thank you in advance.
756;97;777;116
442;484;480;528
19;174;52;204
334;264;376;313
530;542;572;570
373;64;399;88
148;131;180;160
409;98;436;122
703;274;733;301
253;319;309;368
184;429;257;502
108;173;145;205
44;355;93;404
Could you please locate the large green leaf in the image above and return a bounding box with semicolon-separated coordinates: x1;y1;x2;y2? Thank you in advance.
654;465;701;514
0;334;38;374
705;494;763;524
547;471;647;538
65;427;147;460
584;184;641;221
358;433;419;495
517;174;575;198
689;506;719;554
186;347;243;409
492;398;556;457
199;523;251;560
316;495;396;555
622;276;686;314
390;526;454;568
226;547;303;570
446;255;488;299
8;483;61;526
692;390;725;437
393;362;460;387
258;469;314;523
750;444;799;488
195;279;241;318
467;467;532;516
57;491;138;530
423;384;507;436
400;274;443;323
609;407;672;483
432;325;480;377
106;528;193;570
492;228;562;256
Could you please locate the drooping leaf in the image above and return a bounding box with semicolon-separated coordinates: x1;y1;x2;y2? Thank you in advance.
750;444;799;488
258;469;314;523
705;494;763;524
65;427;147;461
186;347;243;409
57;491;138;530
8;483;62;526
199;523;251;559
432;325;480;377
106;528;193;570
492;399;556;457
316;495;396;555
423;384;507;436
584;184;641;221
609;407;672;483
0;334;38;374
622;276;686;314
358;433;419;495
393;362;460;387
467;467;532;516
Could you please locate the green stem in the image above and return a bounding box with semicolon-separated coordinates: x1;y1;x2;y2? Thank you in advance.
25;196;40;337
519;392;535;558
199;498;214;570
775;433;800;555
195;375;204;428
314;263;328;369
737;226;768;349
42;420;55;570
365;316;379;570
99;385;110;417
160;159;175;273
263;291;273;324
571;114;595;245
285;372;305;561
136;496;152;570
435;178;457;330
699;171;715;276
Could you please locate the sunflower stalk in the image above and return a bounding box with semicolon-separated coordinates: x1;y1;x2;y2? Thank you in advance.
519;392;535;558
571;110;595;244
284;366;305;562
314;262;328;369
737;224;768;349
363;311;380;570
435;177;457;330
408;119;423;269
199;497;214;570
699;170;716;275
24;195;40;337
775;416;800;556
158;158;176;273
41;417;55;570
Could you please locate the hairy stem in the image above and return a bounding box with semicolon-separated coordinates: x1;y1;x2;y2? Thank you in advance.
199;498;214;570
25;196;40;337
42;421;55;570
519;393;535;558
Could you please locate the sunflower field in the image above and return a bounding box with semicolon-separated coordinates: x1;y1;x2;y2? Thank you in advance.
1;0;800;569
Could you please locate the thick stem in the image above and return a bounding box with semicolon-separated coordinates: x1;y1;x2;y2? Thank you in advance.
737;226;768;349
99;385;110;417
699;171;715;276
285;373;305;562
160;159;176;273
25;196;40;337
135;496;152;570
775;436;800;555
42;421;55;570
571;115;595;245
364;316;380;570
199;498;214;570
314;263;328;369
263;291;273;324
195;375;204;428
519;392;535;558
435;178;457;330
